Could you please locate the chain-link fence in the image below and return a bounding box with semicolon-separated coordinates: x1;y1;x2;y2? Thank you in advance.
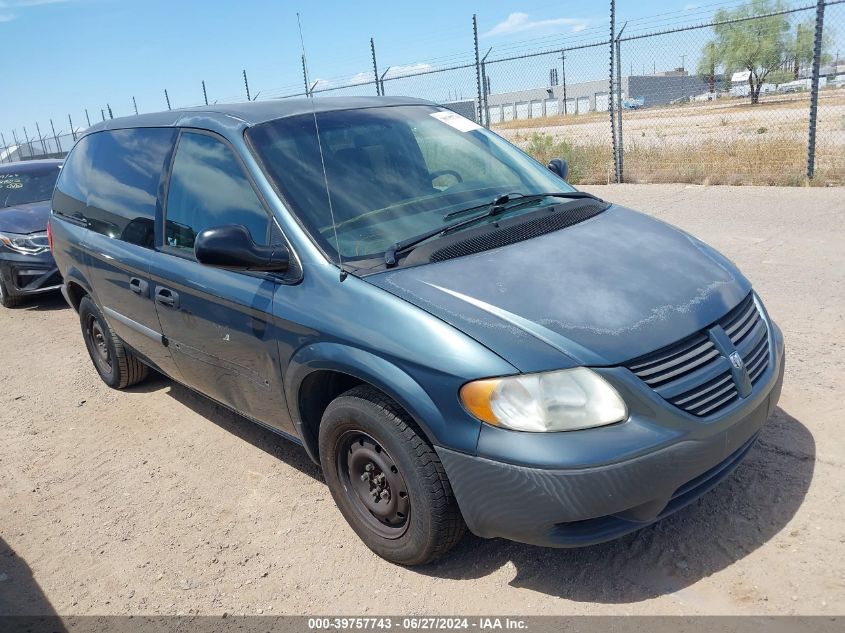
815;0;845;181
1;127;80;163
613;3;821;184
2;1;843;186
482;40;617;183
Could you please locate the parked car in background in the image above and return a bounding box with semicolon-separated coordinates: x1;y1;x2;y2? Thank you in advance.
50;98;784;565
0;159;63;307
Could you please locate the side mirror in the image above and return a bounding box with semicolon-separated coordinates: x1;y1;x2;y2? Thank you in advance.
547;158;569;181
195;224;289;273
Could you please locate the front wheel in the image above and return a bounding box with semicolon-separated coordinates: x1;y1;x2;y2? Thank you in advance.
319;386;465;565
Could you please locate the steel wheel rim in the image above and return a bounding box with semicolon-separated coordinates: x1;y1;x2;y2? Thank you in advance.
337;430;410;539
87;315;112;372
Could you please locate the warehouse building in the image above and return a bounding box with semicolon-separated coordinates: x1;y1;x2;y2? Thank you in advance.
483;72;712;123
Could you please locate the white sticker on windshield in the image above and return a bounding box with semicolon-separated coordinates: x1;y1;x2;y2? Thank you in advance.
430;110;482;132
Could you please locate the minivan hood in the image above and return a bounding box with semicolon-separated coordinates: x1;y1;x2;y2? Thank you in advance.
0;200;51;234
369;205;751;372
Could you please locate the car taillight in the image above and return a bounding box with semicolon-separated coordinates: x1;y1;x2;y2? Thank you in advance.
47;220;54;252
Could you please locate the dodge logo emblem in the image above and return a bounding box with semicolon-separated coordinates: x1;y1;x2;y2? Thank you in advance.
729;351;744;370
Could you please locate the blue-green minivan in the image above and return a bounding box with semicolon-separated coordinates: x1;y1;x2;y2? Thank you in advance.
49;97;784;565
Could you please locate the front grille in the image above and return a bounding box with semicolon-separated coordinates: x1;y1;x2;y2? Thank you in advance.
720;292;770;385
625;293;770;418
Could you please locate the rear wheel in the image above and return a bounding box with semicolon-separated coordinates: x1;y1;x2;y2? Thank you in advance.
319;385;465;565
0;277;23;308
79;296;149;389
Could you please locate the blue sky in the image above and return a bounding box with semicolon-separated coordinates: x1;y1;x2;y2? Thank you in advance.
0;0;812;138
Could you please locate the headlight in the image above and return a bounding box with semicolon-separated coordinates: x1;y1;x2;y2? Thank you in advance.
0;231;50;255
460;368;627;432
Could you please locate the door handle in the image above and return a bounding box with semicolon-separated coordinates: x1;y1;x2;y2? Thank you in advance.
154;287;179;309
129;277;148;295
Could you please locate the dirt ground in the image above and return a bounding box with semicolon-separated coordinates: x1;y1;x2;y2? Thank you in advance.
495;90;845;149
1;184;843;617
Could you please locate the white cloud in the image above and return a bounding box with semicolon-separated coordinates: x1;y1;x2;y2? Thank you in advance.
384;63;431;78
684;3;699;9
0;12;16;20
348;72;372;85
484;12;588;37
311;78;331;90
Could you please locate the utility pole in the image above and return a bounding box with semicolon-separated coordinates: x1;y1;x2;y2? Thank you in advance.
243;69;251;101
69;114;76;141
85;109;91;127
473;14;483;124
107;104;113;119
0;132;8;163
165;89;171;110
371;38;381;96
133;96;139;115
100;109;106;122
202;80;208;106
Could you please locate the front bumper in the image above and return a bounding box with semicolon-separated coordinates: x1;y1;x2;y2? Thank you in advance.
437;322;785;548
0;252;62;297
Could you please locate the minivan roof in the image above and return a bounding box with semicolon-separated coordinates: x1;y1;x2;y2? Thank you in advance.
84;96;434;133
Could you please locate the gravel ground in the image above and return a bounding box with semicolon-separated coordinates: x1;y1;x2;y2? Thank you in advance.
1;184;843;617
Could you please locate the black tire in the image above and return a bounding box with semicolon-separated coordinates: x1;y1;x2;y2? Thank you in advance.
0;277;23;308
319;385;465;565
79;296;149;389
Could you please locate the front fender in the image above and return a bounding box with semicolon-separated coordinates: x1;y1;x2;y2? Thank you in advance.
285;341;483;462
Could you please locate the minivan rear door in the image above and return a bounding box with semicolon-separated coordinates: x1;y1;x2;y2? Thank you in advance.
77;128;182;379
149;130;293;434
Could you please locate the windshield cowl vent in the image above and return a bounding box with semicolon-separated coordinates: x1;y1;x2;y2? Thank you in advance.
428;200;609;263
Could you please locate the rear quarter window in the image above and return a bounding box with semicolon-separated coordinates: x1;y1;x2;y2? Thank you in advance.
53;128;176;248
53;134;95;221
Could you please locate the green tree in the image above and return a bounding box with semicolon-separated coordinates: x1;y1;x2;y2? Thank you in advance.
791;22;815;79
705;0;792;104
696;41;720;92
788;21;833;80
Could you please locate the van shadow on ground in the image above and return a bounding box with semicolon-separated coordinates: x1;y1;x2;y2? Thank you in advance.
0;538;65;629
417;406;814;603
17;292;67;312
126;373;323;483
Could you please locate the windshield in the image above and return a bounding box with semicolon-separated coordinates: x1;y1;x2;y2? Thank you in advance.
0;165;62;208
246;105;574;264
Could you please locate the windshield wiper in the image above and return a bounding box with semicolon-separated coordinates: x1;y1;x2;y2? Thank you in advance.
441;191;601;220
384;191;602;267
